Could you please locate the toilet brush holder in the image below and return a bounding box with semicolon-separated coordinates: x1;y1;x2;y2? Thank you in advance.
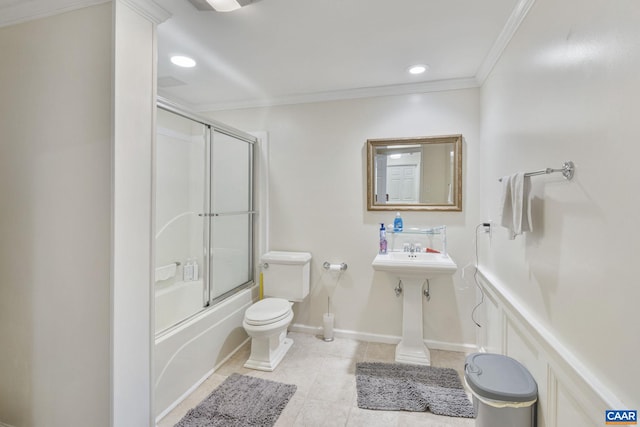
323;312;334;342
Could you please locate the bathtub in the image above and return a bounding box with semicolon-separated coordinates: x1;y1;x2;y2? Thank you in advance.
154;285;254;421
155;280;206;333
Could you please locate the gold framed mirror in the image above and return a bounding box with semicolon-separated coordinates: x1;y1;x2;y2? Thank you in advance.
366;135;462;211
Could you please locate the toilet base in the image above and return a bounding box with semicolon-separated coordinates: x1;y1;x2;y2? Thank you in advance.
244;335;293;372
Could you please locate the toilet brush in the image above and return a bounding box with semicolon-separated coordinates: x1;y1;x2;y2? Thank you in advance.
323;296;334;342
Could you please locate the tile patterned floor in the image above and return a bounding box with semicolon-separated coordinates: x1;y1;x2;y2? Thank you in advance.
157;332;476;427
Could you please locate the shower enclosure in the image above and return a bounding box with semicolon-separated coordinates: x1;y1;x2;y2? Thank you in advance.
155;103;256;334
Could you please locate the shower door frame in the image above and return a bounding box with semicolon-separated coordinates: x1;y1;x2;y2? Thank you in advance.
156;98;257;333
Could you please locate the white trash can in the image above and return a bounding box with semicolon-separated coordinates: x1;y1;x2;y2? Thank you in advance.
465;353;538;427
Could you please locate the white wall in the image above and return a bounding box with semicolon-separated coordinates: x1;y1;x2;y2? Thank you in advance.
0;4;112;426
112;1;158;425
209;90;481;349
0;1;165;426
479;0;639;410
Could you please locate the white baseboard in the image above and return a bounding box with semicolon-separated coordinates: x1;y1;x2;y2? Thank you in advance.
476;268;625;427
289;323;476;354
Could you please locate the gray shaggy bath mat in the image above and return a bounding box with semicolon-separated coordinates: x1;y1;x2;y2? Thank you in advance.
175;373;296;427
356;362;475;418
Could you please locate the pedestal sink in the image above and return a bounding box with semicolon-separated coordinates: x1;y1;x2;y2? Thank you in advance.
372;251;457;365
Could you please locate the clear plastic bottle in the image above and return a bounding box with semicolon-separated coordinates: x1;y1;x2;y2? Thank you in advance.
393;212;403;232
192;258;199;281
379;223;388;254
183;258;193;281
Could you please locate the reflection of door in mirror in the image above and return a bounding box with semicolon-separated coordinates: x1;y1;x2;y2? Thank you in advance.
386;148;421;203
375;145;422;204
388;165;417;203
367;135;462;211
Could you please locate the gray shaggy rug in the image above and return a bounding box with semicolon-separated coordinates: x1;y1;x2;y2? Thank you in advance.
356;362;475;418
175;373;296;427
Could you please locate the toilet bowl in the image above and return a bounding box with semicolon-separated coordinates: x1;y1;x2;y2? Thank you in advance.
242;251;312;371
243;298;294;371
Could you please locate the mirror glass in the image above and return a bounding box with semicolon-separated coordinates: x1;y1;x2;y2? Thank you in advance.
367;135;462;211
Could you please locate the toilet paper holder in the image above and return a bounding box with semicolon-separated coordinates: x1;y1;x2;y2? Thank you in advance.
323;261;348;271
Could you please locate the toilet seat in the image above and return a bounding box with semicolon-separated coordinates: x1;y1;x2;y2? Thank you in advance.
244;298;292;326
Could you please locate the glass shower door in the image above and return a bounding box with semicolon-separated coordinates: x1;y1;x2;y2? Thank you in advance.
155;105;256;333
155;108;208;333
209;129;254;303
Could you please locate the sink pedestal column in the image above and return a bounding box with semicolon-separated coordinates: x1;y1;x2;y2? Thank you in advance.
395;278;430;365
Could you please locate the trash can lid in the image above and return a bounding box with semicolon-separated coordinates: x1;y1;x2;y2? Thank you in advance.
465;353;538;402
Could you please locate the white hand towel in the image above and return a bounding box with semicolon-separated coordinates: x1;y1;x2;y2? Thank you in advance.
500;172;532;239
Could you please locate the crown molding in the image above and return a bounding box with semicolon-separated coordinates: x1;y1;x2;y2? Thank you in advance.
168;0;535;113
0;0;109;28
475;0;536;84
0;0;170;29
119;0;171;25
0;0;531;111
189;77;480;112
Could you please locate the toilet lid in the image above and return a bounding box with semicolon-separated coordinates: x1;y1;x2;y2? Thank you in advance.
245;298;292;326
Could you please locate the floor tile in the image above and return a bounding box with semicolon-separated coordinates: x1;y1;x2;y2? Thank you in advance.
307;371;356;405
347;407;399;426
157;333;474;427
363;342;396;363
293;398;351;426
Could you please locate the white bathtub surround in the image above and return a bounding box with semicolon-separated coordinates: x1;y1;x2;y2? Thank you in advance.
155;280;205;333
155;262;179;281
154;287;253;420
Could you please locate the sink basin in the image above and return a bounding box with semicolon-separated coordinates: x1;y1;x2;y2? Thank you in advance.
371;251;458;366
372;252;457;278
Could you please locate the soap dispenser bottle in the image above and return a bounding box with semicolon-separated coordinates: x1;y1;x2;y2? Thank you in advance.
379;223;388;254
393;212;403;232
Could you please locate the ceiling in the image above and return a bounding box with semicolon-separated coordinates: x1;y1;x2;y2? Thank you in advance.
0;0;527;111
154;0;524;111
155;0;522;111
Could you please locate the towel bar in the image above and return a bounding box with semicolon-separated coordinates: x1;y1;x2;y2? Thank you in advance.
499;161;574;182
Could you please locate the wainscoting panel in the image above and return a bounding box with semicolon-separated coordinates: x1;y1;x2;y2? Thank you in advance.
476;268;623;427
556;380;595;427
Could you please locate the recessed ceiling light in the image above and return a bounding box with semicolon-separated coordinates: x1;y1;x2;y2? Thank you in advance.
206;0;251;12
408;64;428;75
170;55;197;68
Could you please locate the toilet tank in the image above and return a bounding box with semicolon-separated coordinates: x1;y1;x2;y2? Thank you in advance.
261;251;312;302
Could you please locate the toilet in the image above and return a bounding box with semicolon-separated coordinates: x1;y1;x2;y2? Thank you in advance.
243;251;312;371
